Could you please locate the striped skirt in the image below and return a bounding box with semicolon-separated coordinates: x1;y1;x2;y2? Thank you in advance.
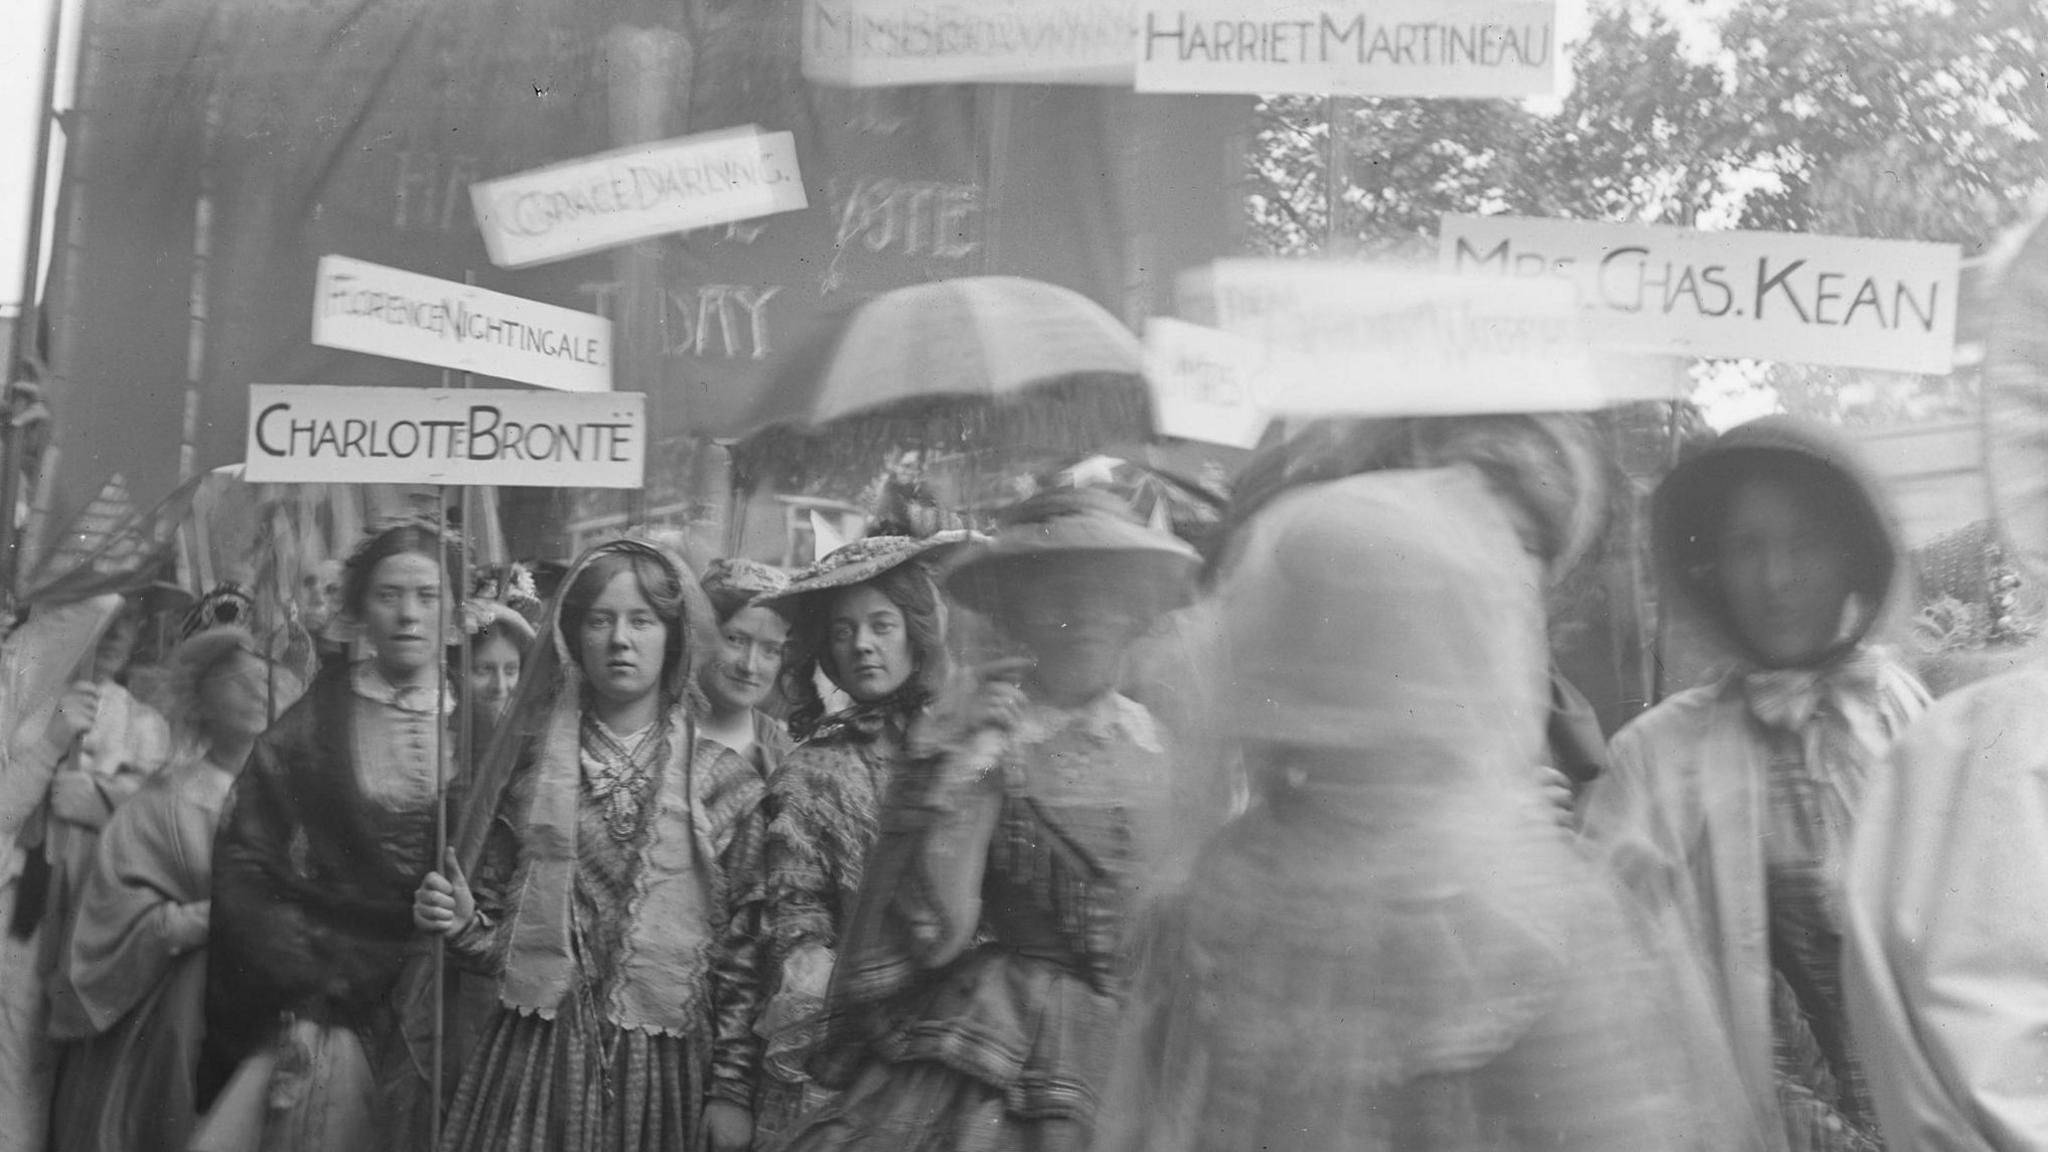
440;998;704;1152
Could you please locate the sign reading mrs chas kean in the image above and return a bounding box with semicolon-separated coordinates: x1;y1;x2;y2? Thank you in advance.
802;0;1137;86
244;385;646;488
1438;215;1961;374
313;257;612;393
1136;0;1558;97
471;127;807;269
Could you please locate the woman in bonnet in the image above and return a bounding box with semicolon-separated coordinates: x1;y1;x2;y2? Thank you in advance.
695;558;795;780
1580;416;1929;1152
749;531;968;1142
48;622;305;1152
415;537;767;1152
1094;420;1756;1152
776;489;1195;1152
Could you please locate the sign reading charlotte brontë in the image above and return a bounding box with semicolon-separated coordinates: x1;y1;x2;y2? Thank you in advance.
312;256;613;392
244;385;646;487
470;127;807;269
1135;0;1558;97
802;0;1137;86
1438;215;1961;373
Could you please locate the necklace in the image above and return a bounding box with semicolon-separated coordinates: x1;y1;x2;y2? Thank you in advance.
582;715;668;842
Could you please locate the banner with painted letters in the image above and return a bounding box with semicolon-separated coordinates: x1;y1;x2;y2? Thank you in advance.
244;385;646;487
1438;214;1961;373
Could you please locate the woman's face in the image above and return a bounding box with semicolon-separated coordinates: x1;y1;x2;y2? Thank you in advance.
1716;475;1857;667
466;633;523;717
578;571;669;710
827;584;915;703
703;605;789;714
1002;564;1146;700
201;651;304;743
360;552;449;682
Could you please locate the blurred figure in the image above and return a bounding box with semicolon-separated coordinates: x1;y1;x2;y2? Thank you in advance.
697;558;794;779
749;534;965;1144
456;603;532;724
1842;668;2048;1152
19;595;174;1038
1095;465;1744;1152
1581;417;1928;1152
418;538;767;1152
776;490;1195;1152
49;627;306;1152
206;523;463;1151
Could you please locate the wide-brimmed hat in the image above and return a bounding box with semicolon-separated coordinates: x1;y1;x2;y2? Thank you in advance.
763;530;978;611
701;557;791;621
945;488;1199;617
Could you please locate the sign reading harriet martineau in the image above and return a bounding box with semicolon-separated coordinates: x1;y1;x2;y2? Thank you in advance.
244;385;646;487
1136;0;1558;97
471;127;807;269
312;256;613;393
1438;215;1961;373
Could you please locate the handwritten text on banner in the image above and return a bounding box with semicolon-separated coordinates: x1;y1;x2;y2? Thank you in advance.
470;127;807;269
1437;215;1961;373
1136;0;1559;97
244;385;646;487
802;0;1137;86
312;256;613;393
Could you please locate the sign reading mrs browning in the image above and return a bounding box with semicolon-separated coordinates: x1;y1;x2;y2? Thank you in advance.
244;385;646;488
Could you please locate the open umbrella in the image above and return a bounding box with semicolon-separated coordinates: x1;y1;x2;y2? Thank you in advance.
731;276;1156;493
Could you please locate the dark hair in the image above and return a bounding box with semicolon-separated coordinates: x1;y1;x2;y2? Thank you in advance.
558;550;689;681
343;525;461;616
781;563;948;740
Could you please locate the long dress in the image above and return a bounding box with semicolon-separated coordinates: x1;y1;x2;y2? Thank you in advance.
207;661;459;1151
48;756;228;1152
441;716;767;1152
754;707;910;1144
1581;655;1929;1152
777;691;1172;1152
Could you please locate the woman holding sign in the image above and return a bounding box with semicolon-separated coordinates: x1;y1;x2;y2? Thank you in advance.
205;523;466;1151
415;537;768;1152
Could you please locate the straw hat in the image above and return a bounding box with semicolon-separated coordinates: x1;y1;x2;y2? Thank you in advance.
945;488;1199;618
764;530;979;611
700;558;791;620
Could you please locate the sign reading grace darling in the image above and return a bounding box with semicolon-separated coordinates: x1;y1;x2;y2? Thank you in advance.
244;385;646;487
312;256;612;392
471;126;808;269
1438;215;1961;374
1136;0;1558;97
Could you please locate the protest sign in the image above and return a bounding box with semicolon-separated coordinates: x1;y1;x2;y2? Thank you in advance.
244;385;646;487
1195;260;1608;417
802;0;1137;86
312;256;613;392
1136;0;1558;97
470;127;807;269
1142;317;1269;447
1438;214;1961;373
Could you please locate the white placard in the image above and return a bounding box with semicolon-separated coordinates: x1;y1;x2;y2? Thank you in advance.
1438;214;1961;373
1200;260;1607;416
802;0;1137;86
312;256;613;393
1136;0;1558;97
245;385;646;488
470;127;807;269
1142;317;1268;447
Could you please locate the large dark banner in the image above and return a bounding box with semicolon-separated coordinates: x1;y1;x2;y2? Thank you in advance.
45;0;1249;546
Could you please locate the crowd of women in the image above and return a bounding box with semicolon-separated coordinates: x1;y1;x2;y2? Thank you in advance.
0;409;2039;1152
